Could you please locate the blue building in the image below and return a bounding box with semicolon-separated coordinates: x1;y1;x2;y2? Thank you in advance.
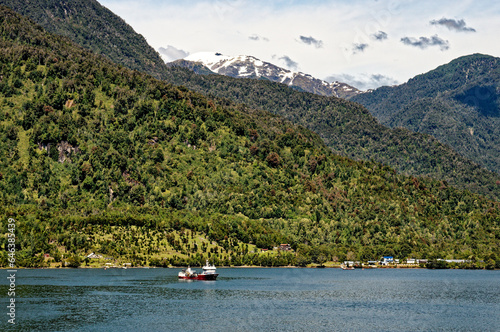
381;256;394;265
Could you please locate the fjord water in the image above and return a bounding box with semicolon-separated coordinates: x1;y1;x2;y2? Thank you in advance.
2;268;498;331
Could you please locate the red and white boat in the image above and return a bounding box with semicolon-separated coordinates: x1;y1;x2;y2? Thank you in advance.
178;260;219;280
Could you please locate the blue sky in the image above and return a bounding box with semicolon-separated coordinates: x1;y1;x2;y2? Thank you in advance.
99;0;500;90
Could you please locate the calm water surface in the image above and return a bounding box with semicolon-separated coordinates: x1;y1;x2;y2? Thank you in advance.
1;268;499;331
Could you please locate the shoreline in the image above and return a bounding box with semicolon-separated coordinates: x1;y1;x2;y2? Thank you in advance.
2;265;495;270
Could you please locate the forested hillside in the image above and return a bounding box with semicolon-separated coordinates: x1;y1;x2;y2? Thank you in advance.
3;0;500;201
352;54;500;175
163;67;500;200
0;6;499;268
0;0;167;79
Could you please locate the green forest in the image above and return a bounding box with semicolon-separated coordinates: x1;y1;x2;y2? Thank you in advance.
4;0;500;201
0;6;499;269
0;0;166;80
352;54;500;175
163;66;500;201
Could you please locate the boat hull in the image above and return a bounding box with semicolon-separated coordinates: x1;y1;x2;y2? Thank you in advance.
178;273;219;280
178;261;218;280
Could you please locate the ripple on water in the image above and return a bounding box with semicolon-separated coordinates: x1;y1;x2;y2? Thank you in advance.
2;268;498;331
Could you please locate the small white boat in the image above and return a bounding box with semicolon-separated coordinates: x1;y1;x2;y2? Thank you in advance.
340;264;355;270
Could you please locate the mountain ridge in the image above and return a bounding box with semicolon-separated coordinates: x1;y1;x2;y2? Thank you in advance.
0;5;499;267
351;53;500;175
163;66;500;200
4;0;500;200
0;0;167;79
173;52;361;99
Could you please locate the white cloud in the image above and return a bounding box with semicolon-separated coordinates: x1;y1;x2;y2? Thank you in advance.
277;55;299;71
249;34;269;42
352;43;369;54
158;45;189;62
298;35;323;48
430;18;476;32
400;35;450;51
99;0;500;89
325;73;400;91
372;31;388;41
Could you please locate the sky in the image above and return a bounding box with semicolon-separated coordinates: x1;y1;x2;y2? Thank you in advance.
99;0;500;90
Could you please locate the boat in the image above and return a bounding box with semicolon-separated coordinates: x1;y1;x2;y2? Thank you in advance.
178;260;219;280
340;263;355;270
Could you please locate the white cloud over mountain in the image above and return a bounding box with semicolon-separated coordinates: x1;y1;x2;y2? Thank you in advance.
276;55;299;71
158;45;189;62
100;0;500;89
325;73;399;91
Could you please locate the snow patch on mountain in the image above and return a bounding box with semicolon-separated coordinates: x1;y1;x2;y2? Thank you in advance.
181;52;361;99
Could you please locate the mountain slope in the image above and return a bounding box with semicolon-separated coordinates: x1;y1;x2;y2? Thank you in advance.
173;52;360;99
6;0;500;201
0;0;167;79
163;66;500;200
0;6;499;267
351;54;500;174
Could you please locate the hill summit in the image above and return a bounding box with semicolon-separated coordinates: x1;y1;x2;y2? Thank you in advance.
352;53;500;175
173;52;361;99
5;0;500;200
0;5;499;267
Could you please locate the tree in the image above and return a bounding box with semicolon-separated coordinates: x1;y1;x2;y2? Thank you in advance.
66;255;81;268
266;152;280;167
316;254;327;266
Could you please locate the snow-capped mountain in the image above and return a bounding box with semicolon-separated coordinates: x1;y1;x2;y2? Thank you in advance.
173;52;360;99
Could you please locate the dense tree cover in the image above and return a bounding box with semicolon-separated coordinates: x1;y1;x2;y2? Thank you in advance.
162;67;500;200
0;0;166;80
0;7;499;268
352;54;500;175
4;1;500;201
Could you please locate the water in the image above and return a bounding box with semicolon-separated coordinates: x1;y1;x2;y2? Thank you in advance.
1;268;499;331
